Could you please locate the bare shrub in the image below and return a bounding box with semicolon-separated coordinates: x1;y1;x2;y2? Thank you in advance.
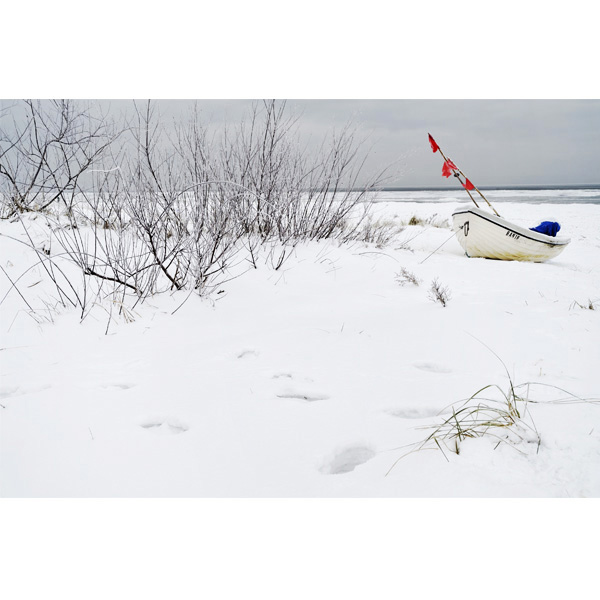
219;101;388;244
428;278;451;306
2;99;392;321
395;267;421;287
0;100;116;218
6;101;244;322
91;101;242;298
219;100;302;241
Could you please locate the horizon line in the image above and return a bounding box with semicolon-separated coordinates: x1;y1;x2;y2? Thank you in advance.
373;184;600;191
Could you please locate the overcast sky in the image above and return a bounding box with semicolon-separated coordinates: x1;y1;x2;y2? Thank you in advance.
97;99;598;188
4;99;599;188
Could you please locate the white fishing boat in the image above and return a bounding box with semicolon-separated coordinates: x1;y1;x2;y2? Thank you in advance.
426;134;571;262
451;205;570;262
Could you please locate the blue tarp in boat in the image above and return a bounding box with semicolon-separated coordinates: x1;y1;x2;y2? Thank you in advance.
530;221;561;237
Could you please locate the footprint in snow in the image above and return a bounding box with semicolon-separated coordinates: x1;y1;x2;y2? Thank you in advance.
277;389;329;402
139;418;189;435
0;386;19;400
102;383;135;391
237;349;259;359
413;362;452;374
272;372;314;383
321;446;376;475
0;384;51;400
388;407;443;419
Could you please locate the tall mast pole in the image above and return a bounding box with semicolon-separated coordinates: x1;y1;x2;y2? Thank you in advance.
429;134;500;216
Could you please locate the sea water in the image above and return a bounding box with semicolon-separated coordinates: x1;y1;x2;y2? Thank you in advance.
368;186;600;205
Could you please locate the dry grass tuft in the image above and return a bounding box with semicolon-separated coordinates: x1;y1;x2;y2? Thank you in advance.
386;339;599;475
404;214;450;229
570;298;598;311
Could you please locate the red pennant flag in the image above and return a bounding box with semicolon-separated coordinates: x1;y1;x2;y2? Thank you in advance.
441;159;457;178
462;178;475;191
428;134;439;153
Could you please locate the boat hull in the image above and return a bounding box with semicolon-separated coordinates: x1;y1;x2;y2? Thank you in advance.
451;206;570;262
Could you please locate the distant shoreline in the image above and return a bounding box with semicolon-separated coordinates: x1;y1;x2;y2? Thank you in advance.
377;184;600;192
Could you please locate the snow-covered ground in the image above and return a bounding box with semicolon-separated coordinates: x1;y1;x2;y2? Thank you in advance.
1;201;599;497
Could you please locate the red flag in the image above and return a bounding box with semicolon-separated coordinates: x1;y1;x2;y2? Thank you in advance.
428;134;439;153
462;178;475;191
441;159;457;178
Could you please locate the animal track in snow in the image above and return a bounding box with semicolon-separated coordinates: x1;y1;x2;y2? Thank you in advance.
321;446;376;475
413;362;452;374
237;349;259;359
139;418;189;435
